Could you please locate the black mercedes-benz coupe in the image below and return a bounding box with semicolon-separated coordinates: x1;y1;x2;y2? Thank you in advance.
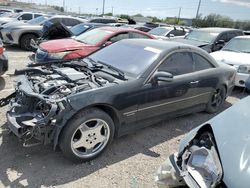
4;39;236;162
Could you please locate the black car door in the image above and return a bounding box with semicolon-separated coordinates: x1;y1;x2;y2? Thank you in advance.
136;51;201;124
192;52;218;104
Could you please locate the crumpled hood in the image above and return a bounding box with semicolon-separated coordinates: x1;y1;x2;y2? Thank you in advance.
179;96;250;187
40;39;93;53
211;51;250;66
172;38;209;47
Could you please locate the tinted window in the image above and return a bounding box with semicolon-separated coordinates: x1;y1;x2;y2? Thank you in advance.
109;33;129;43
62;18;80;26
193;53;214;71
218;33;230;42
169;30;186;36
49;18;61;24
34;14;42;18
130;32;149;39
158;52;194;76
227;32;237;41
19;13;32;20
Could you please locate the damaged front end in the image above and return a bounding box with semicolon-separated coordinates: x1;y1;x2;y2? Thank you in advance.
4;63;115;147
156;126;223;188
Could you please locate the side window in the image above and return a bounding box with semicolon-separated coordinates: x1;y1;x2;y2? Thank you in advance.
218;33;230;42
193;53;214;71
168;30;186;37
227;32;237;41
109;33;129;43
19;13;32;20
62;18;80;27
158;52;194;76
34;14;42;18
49;18;61;24
130;32;149;39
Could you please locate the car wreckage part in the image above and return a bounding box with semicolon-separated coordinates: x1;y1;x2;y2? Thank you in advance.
156;131;223;188
4;64;116;151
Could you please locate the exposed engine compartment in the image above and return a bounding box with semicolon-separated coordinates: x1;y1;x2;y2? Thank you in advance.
22;66;115;100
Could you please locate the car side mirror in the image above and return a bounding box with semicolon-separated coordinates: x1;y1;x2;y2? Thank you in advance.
102;41;112;47
18;17;22;20
216;40;225;45
152;71;173;83
169;34;175;38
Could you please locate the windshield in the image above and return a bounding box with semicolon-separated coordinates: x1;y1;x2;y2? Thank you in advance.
88;41;160;76
8;13;20;18
223;38;250;53
0;12;15;17
70;24;90;36
75;28;112;45
149;27;170;36
27;16;48;25
185;30;218;43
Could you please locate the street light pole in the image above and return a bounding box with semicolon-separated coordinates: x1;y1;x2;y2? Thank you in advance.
102;0;105;16
196;0;201;18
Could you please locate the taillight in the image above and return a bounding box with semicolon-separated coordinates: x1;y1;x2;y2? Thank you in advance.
0;47;4;55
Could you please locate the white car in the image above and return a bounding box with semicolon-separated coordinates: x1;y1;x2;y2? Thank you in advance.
211;36;250;88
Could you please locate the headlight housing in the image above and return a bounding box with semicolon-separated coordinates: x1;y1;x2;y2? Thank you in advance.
238;65;250;74
48;52;69;59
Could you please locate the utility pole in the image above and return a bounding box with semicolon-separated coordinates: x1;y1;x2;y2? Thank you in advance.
96;8;99;16
63;0;65;12
102;0;105;16
177;7;182;24
196;0;201;18
112;6;114;15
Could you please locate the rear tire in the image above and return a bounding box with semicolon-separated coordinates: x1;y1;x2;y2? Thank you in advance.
60;108;115;163
206;86;226;113
20;34;37;51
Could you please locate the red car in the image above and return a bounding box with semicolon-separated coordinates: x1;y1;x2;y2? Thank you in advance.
34;27;155;64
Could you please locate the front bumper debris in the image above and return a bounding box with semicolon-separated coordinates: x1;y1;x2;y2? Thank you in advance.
155;154;185;188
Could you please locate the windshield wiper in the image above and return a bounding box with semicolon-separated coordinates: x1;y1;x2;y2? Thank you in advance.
97;60;126;79
86;57;126;80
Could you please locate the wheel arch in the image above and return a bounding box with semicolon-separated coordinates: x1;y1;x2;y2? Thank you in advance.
55;104;121;149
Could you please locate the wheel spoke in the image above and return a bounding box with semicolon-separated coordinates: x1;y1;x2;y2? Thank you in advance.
94;120;104;132
79;123;90;133
72;138;85;149
95;135;107;144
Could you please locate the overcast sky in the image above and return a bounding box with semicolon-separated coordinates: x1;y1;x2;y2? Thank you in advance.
20;0;250;20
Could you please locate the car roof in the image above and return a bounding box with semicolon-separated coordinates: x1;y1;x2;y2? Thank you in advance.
98;26;143;32
119;39;196;52
197;27;242;33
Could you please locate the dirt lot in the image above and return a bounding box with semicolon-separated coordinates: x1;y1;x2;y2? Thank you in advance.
0;46;248;188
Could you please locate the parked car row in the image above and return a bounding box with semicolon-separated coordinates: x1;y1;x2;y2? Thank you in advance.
0;9;250;188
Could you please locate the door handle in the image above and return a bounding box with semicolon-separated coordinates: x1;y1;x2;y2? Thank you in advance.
190;81;199;84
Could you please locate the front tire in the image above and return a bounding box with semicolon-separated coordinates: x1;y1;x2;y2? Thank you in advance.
60;108;115;162
20;34;37;51
206;86;226;113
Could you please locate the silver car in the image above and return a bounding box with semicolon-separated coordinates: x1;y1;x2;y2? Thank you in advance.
0;15;86;50
0;12;43;25
156;96;250;188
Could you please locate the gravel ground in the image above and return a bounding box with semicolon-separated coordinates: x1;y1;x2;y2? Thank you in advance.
0;46;248;188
